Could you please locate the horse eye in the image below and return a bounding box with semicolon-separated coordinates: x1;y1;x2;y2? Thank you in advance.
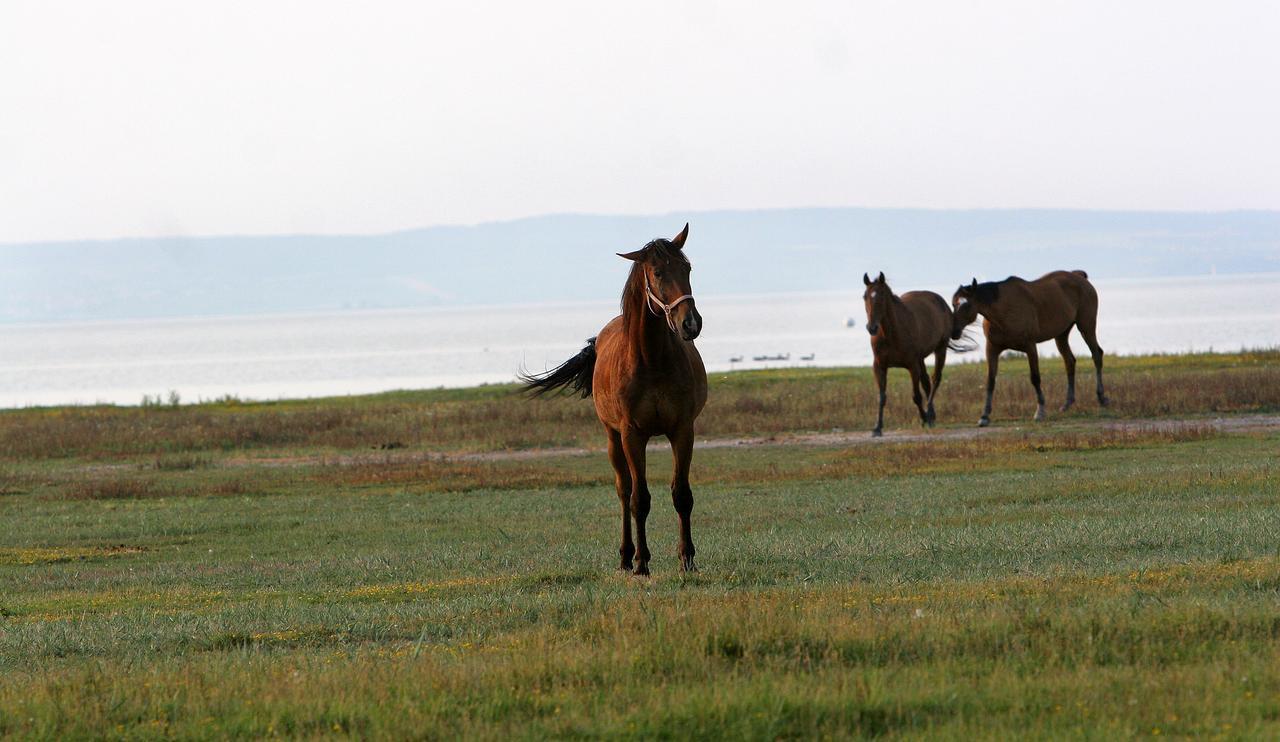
654;270;665;280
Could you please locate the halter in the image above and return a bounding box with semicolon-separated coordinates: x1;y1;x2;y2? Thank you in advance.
645;275;695;334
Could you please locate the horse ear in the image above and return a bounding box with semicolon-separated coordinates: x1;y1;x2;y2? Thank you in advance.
617;249;646;262
970;278;978;288
876;271;885;284
862;272;871;286
670;223;689;250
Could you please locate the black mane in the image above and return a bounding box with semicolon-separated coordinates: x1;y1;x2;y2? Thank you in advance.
973;277;1015;305
640;238;689;266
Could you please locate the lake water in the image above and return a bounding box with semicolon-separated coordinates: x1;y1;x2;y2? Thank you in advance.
2;273;1278;408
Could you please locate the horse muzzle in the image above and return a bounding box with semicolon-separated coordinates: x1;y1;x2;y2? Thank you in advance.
866;322;879;335
680;306;702;342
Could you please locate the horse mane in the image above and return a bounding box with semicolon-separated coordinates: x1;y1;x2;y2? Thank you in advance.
621;260;648;336
973;280;1005;305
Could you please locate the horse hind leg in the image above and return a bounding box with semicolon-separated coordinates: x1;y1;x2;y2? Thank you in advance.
621;429;652;576
915;359;934;427
1026;344;1047;422
669;426;697;572
907;361;929;426
926;346;947;425
1055;332;1077;412
606;428;634;571
1077;320;1109;406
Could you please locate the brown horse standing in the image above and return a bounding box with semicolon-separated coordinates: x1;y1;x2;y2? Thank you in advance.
521;225;706;575
862;272;960;437
951;270;1109;427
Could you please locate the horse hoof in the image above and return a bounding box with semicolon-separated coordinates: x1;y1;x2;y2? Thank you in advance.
1099;395;1111;407
680;557;698;573
977;417;990;428
870;429;883;438
620;561;634;572
1059;403;1074;413
633;562;650;577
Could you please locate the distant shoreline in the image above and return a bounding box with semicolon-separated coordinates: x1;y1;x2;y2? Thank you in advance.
4;347;1275;413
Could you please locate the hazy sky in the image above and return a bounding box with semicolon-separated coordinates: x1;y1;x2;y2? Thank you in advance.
2;1;1277;243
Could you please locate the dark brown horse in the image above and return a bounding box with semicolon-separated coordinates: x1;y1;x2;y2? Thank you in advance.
862;272;961;437
521;225;706;575
951;270;1109;427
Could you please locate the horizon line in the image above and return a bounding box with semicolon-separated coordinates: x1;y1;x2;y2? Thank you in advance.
3;204;1279;249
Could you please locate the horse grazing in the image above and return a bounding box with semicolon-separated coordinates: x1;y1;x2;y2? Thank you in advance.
521;224;706;575
862;272;962;437
951;270;1109;427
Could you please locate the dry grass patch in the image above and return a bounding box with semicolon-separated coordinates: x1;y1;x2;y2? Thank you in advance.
57;477;164;500
313;457;604;493
0;544;147;566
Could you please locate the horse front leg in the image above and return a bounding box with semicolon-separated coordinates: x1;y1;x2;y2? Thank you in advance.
871;360;887;437
606;428;634;571
621;429;652;576
669;426;697;572
979;342;1001;427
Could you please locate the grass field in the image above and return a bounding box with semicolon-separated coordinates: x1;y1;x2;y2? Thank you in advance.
2;350;1279;738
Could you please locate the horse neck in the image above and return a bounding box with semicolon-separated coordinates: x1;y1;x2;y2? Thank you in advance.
973;294;1001;324
623;272;677;365
881;293;906;336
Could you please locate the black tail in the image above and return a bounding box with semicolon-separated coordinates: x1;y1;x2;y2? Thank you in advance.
519;338;597;398
948;328;979;353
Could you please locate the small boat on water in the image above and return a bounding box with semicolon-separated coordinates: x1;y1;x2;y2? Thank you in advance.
729;355;743;363
752;353;790;362
800;353;815;361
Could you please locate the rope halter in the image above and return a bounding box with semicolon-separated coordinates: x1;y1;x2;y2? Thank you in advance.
644;275;695;334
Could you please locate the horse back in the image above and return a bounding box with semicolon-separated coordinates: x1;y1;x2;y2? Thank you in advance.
899;291;953;351
1028;270;1099;336
1033;270;1097;309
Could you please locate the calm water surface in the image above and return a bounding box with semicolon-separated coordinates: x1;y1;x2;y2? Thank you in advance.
2;274;1278;408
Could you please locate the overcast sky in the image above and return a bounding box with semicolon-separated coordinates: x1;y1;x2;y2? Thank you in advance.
2;1;1277;243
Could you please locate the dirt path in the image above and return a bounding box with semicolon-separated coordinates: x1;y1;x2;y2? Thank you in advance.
219;413;1280;469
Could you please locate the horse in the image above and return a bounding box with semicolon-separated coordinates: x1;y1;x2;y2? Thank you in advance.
862;271;962;437
951;270;1109;427
520;224;706;575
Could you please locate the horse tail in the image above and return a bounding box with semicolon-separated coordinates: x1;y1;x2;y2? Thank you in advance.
948;327;979;353
519;338;597;398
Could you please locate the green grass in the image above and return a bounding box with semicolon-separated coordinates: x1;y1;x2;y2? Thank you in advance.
1;352;1279;738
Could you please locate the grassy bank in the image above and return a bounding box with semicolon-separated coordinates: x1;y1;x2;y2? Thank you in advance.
3;349;1279;460
1;350;1278;738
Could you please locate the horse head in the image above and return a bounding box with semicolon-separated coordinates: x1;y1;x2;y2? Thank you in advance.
618;224;701;341
950;277;981;339
862;271;889;335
